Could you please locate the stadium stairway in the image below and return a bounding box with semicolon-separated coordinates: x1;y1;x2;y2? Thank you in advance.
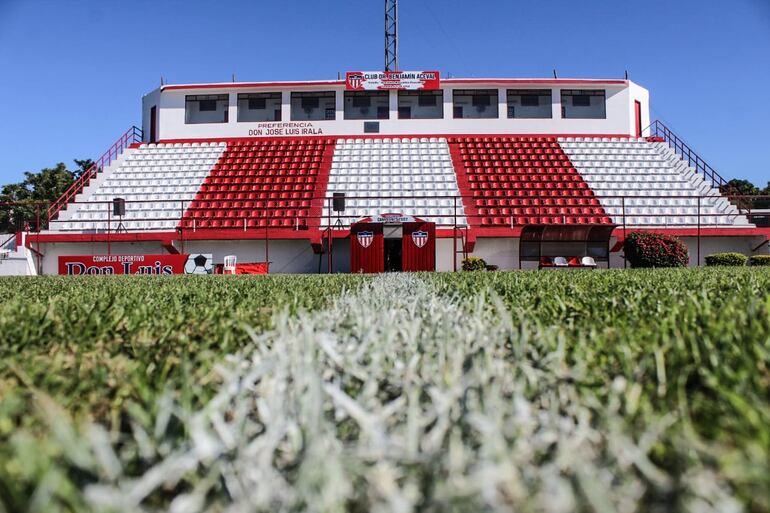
559;137;752;227
323;137;466;227
448;136;612;228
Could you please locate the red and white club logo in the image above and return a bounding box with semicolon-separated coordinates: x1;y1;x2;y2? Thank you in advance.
357;230;374;248
412;230;429;248
348;74;364;90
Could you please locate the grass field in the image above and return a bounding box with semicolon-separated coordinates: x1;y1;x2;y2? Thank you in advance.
1;269;769;513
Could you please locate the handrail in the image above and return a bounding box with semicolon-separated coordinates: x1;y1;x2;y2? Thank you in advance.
645;120;748;215
36;193;765;233
47;126;143;222
0;233;17;250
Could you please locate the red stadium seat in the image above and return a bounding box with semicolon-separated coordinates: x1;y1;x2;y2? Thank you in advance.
448;136;611;228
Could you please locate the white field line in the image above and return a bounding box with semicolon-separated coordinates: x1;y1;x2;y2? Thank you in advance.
80;274;740;513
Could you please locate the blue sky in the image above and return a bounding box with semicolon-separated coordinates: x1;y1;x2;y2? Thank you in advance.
0;0;768;186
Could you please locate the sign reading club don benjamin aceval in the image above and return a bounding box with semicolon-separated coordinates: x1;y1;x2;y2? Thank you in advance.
346;71;440;91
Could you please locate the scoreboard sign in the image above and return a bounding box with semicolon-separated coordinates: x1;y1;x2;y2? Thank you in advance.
346;71;440;91
58;254;213;275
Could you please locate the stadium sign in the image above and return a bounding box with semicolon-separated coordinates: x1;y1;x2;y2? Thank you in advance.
346;71;440;91
374;214;416;224
58;254;212;275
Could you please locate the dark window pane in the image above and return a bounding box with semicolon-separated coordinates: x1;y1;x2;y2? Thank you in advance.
248;98;266;110
418;94;437;107
302;97;320;110
199;100;217;111
572;95;591;107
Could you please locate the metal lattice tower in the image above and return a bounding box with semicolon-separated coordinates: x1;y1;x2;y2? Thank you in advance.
385;0;398;71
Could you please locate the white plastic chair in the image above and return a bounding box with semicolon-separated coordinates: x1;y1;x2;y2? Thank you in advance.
554;257;569;267
223;255;237;275
581;256;597;267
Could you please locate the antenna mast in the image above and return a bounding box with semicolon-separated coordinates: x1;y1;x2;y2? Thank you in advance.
385;0;398;71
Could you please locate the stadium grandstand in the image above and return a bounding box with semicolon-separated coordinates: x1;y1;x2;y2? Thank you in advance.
1;0;766;276
5;72;767;275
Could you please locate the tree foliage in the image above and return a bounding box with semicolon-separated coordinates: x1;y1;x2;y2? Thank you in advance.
721;178;770;209
0;160;93;232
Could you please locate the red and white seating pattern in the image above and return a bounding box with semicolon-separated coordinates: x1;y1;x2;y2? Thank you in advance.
324;137;466;227
48;135;752;234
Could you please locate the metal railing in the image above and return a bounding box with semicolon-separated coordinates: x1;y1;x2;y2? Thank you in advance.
7;194;769;270
33;193;765;233
646;120;748;214
46;126;143;222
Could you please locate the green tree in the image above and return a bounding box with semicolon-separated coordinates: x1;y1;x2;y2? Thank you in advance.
0;161;86;232
721;178;770;209
723;178;760;196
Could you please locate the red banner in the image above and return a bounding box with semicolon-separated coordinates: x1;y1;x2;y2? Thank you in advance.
58;254;191;275
346;71;440;91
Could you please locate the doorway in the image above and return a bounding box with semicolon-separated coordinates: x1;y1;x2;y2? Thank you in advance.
634;101;642;138
150;106;158;143
384;238;402;272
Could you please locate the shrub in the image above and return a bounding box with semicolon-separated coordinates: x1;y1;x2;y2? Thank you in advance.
750;255;770;266
462;256;487;271
624;231;689;268
705;252;747;267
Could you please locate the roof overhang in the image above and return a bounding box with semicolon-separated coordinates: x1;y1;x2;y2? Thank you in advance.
158;77;630;93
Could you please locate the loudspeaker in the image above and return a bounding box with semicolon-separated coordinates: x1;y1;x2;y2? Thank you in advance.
113;198;126;217
332;192;346;212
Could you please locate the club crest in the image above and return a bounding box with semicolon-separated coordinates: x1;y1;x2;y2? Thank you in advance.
412;230;429;248
357;230;374;248
348;73;363;90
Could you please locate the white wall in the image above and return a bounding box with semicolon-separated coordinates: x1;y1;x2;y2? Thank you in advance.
141;89;161;142
145;80;649;141
472;238;519;270
32;233;765;275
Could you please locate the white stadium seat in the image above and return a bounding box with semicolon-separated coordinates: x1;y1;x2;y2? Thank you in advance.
323;137;467;227
53;144;226;232
559;138;751;228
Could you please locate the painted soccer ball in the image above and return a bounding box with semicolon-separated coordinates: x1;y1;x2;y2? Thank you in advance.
184;254;212;274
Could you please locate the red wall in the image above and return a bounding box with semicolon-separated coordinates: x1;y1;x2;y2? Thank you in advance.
402;222;435;271
350;223;384;273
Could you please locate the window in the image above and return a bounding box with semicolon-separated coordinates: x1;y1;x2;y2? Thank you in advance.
199;100;217;111
291;91;336;121
398;90;443;119
238;93;282;122
344;91;389;120
364;121;380;133
185;94;229;124
248;98;266;110
507;89;552;119
561;89;606;119
452;89;498;119
418;94;437;107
